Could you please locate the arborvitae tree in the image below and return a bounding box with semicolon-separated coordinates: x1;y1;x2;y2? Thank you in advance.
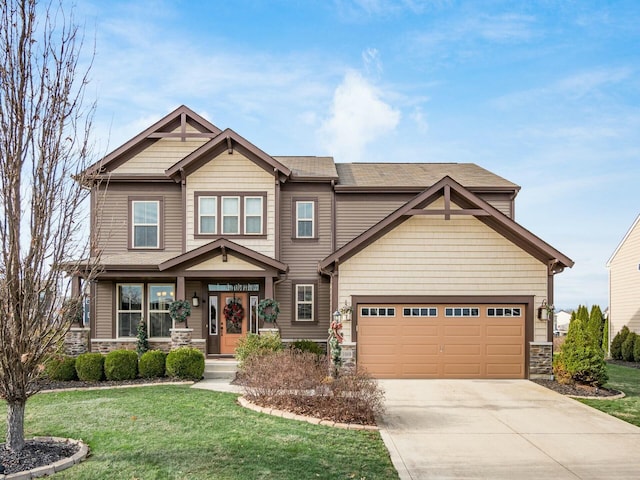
602;317;609;357
587;305;605;350
610;326;630;360
622;332;637;362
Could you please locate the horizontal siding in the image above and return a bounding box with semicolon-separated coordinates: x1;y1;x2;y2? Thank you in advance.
113;126;208;174
185;151;275;257
476;193;513;218
338;215;548;342
275;279;330;340
335;193;412;248
95;183;182;255
95;281;113;339
609;220;640;337
186;280;204;340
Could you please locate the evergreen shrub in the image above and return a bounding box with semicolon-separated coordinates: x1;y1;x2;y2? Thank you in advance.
75;353;105;382
235;332;283;369
622;332;637;362
45;355;78;381
166;347;204;380
139;350;166;378
611;326;630;360
104;350;138;381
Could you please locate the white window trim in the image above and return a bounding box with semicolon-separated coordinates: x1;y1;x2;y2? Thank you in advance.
244;196;263;235
221;196;241;235
116;283;143;339
147;284;175;340
295;284;314;322
296;201;314;238
132;200;159;248
198;196;217;235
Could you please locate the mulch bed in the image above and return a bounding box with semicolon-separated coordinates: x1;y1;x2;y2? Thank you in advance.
531;379;622;398
36;376;183;392
0;440;79;475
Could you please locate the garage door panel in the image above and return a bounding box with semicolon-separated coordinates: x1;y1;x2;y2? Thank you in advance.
358;303;525;379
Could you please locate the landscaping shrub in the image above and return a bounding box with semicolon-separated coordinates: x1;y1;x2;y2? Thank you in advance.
75;353;105;382
552;354;571;385
139;350;166;378
242;349;384;425
235;332;283;369
166;347;204;380
622;332;637;362
602;317;609;357
634;334;640;363
104;350;138;381
44;355;78;381
557;307;608;387
610;326;630;360
290;339;325;356
136;320;149;357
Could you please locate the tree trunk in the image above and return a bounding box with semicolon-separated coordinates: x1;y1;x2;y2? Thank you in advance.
6;399;25;452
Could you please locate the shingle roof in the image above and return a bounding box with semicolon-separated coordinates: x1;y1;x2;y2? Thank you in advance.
275;156;338;180
335;163;518;189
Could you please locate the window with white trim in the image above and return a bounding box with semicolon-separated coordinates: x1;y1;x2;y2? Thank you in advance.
244;196;263;234
487;307;522;317
132;201;159;248
222;196;240;234
403;307;438;317
198;196;217;234
117;284;143;337
296;284;314;321
148;284;175;338
360;307;396;317
445;307;479;317
296;201;314;238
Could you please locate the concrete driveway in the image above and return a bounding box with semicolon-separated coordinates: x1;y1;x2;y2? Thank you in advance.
378;379;640;480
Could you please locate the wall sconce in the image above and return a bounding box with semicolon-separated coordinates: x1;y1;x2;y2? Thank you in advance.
192;292;200;308
537;299;551;321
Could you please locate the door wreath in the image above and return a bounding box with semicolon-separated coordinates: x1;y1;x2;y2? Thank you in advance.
223;299;244;334
258;298;280;323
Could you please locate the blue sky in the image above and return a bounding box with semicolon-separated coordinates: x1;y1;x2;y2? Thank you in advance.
72;0;639;310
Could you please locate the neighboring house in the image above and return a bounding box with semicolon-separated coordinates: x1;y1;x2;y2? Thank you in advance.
554;310;572;335
607;214;640;346
70;105;573;379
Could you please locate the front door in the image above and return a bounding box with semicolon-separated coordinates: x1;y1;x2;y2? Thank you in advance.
220;292;248;354
207;295;219;355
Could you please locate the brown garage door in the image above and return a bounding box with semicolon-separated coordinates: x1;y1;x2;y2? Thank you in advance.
357;304;525;379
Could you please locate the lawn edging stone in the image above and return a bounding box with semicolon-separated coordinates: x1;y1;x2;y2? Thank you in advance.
237;396;378;431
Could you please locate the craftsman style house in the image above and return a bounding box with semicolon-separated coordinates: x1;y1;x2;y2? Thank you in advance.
72;105;573;379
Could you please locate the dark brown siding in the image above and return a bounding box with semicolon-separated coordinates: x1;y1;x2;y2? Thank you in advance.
95;281;113;339
476;193;514;218
186;280;204;339
277;183;333;339
96;182;182;255
335;193;413;248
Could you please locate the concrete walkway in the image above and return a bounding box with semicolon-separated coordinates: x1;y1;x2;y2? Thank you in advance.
377;379;640;480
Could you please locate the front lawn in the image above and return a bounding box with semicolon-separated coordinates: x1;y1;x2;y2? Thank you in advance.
580;363;640;428
0;385;398;479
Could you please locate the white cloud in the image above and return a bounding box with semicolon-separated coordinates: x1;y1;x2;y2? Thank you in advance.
318;71;401;162
362;48;383;77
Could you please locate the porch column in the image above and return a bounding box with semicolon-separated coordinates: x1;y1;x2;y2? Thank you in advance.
71;274;81;297
265;276;273;298
176;276;185;300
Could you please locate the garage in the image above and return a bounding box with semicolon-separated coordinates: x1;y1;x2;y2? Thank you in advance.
357;303;525;379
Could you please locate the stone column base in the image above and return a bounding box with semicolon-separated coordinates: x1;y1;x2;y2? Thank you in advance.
170;328;193;350
529;341;553;380
64;327;90;356
339;342;356;372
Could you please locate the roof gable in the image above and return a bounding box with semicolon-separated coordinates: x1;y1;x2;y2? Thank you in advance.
319;176;573;271
607;213;640;267
159;238;288;273
84;105;222;176
165;128;291;181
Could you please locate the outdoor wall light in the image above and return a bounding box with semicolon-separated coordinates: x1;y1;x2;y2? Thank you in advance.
537;299;550;321
333;310;341;323
192;292;200;308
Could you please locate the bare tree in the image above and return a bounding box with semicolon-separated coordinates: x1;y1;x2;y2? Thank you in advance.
0;0;97;452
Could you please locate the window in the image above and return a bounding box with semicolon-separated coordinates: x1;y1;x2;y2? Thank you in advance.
296;284;314;321
132;201;159;248
117;284;143;337
148;284;175;338
487;307;521;317
445;307;479;317
403;307;438;317
244;197;263;234
222;197;240;234
360;307;396;317
296;201;314;238
198;196;217;234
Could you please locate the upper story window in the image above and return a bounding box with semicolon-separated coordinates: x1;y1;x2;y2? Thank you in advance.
295;200;315;238
132;200;160;248
195;192;266;237
244;196;263;235
198;196;217;235
222;196;240;235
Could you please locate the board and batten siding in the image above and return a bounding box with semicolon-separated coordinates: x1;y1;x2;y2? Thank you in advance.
185;152;275;257
95;182;182;255
338;214;549;342
609;217;640;338
112;126;209;175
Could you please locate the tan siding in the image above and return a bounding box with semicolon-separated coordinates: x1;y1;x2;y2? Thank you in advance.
609;218;640;338
338;214;548;342
95;183;182;256
186;254;263;271
335;193;412;248
95;281;113;339
113;126;208;174
185;152;275;256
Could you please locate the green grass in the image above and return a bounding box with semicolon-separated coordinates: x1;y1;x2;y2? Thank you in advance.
0;385;398;479
580;363;640;427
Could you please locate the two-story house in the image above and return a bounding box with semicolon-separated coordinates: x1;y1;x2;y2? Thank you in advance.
72;105;573;379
